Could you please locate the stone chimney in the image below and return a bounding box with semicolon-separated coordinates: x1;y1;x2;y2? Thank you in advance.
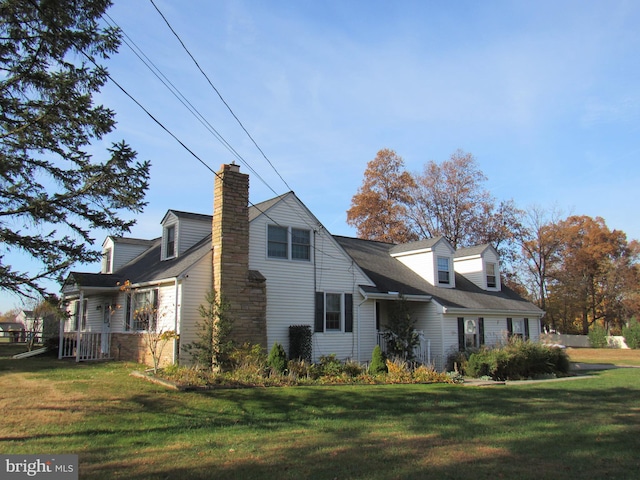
212;163;267;348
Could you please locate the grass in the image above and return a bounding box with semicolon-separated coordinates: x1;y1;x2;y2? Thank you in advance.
0;349;639;479
566;347;640;366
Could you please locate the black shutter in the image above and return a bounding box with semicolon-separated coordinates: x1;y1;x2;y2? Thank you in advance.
457;317;465;351
507;318;513;337
314;292;324;333
478;317;485;346
524;318;530;340
345;294;353;333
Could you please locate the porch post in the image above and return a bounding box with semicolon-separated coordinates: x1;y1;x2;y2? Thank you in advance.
76;290;83;363
58;315;64;360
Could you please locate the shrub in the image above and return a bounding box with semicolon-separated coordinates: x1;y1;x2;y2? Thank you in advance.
229;343;267;375
446;349;474;374
622;319;640;349
288;325;313;362
412;364;453;384
318;354;344;377
588;324;608;348
267;342;287;375
467;340;571;381
369;345;387;374
385;358;412;383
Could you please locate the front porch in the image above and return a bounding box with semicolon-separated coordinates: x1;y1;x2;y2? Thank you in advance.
377;331;446;371
59;331;112;361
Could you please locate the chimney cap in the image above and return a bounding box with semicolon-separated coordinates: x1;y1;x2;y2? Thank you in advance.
226;162;240;173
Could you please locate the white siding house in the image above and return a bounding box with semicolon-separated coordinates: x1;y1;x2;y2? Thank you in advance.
61;163;544;368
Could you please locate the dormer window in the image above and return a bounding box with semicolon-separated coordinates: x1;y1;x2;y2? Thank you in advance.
486;262;497;288
165;225;176;258
103;248;112;273
437;256;451;284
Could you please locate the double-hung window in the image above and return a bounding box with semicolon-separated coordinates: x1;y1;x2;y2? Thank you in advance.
268;225;311;261
486;262;497;288
165;225;176;258
126;289;158;331
292;228;310;260
315;292;353;333
437;256;451;284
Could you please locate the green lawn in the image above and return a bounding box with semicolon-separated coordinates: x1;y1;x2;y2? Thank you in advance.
1;352;639;479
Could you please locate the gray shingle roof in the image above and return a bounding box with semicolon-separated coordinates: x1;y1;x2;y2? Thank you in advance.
335;236;542;314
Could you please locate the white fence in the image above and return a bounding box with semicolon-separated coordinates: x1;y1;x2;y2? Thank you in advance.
540;333;629;349
59;332;112;361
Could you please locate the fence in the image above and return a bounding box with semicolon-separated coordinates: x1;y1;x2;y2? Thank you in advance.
59;332;112;361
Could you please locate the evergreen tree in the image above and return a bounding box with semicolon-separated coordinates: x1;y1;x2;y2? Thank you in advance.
0;0;150;298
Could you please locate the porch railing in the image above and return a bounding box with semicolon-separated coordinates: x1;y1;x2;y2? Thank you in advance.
377;331;446;372
59;332;111;362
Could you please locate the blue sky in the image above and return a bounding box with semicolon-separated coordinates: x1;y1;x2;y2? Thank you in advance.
2;0;639;312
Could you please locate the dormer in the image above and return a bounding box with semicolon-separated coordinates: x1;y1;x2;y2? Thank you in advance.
160;210;212;261
453;244;501;291
101;236;155;273
390;236;456;288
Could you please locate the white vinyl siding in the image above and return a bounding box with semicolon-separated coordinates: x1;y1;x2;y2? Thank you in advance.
177;253;213;364
250;193;373;361
162;211;211;260
392;239;456;288
454;247;501;291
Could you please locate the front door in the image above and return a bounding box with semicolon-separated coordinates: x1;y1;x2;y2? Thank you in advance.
101;303;111;355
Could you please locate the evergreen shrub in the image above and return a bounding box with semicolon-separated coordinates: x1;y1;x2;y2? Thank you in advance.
369;345;388;374
622;319;640;349
267;342;287;375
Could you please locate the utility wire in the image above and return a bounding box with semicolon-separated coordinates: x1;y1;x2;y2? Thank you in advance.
102;13;278;197
149;0;294;193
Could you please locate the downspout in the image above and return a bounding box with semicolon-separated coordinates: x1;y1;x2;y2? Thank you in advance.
357;288;369;362
76;289;83;363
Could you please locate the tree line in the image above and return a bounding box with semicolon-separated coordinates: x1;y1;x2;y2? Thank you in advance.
347;149;640;335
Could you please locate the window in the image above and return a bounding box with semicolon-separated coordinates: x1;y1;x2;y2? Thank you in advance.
325;293;343;331
315;292;353;333
464;319;477;348
165;225;176;258
507;318;529;340
486;262;497;288
126;289;158;331
73;299;87;331
292;228;310;260
268;225;311;261
458;317;484;350
103;248;112;273
437;256;451;284
268;225;288;258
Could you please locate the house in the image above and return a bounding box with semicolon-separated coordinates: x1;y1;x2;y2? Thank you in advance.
60;163;543;369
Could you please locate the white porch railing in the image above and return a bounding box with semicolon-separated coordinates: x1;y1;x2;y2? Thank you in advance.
59;331;112;362
377;331;446;372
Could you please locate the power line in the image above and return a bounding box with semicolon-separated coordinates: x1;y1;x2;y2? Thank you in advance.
102;12;278;197
149;0;294;193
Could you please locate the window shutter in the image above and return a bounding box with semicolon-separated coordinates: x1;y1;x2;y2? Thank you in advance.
345;294;353;333
507;318;513;337
457;317;465;351
478;317;485;346
524;318;530;340
314;292;324;333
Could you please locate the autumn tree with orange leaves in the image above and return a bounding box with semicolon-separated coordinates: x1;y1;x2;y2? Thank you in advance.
537;216;639;334
346;149;417;243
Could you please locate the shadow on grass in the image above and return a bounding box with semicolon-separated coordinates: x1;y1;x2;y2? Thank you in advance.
2;358;639;479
